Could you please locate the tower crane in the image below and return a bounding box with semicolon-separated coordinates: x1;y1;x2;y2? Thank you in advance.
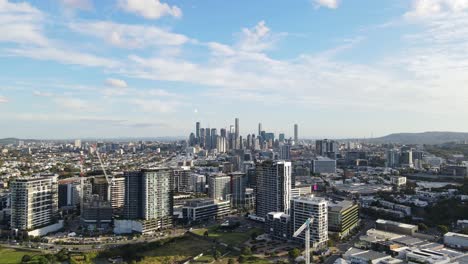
94;144;114;201
292;217;314;264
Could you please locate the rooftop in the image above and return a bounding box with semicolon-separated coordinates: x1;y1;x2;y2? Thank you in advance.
376;219;417;229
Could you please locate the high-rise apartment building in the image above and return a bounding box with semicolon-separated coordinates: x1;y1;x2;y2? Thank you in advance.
280;145;291;160
208;174;231;201
122;169;173;230
291;195;328;249
255;160;292;218
230;172;248;208
11;175;59;231
110;176;125;211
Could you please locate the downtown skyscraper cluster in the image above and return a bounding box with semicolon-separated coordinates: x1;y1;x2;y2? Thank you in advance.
188;118;299;153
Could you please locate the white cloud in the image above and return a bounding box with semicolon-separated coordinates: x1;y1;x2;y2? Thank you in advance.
130;98;180;113
69;21;189;48
61;0;93;10
236;21;280;52
105;78;128;88
53;97;89;111
313;0;340;9
6;47;120;68
0;0;48;46
119;0;182;19
0;96;8;103
33;90;54;97
406;0;468;18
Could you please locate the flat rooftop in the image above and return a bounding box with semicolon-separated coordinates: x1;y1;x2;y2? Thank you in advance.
376;219;417;229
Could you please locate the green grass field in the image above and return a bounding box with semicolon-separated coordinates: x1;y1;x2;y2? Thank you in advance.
192;226;264;246
138;235;215;262
0;247;41;264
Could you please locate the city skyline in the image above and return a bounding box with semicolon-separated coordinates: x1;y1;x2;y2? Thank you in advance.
1;0;468;138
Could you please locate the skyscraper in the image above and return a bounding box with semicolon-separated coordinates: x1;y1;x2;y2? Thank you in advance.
211;128;217;150
205;127;211;149
11;175;59;231
235;118;239;149
258;123;262;135
294;124;298;143
123;169;173;230
196;122;200;141
255;160;292;218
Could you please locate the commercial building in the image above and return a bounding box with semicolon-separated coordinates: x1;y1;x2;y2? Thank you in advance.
391;176;407;187
291;195;328;249
375;219;418;236
444;232;468;250
315;139;338;158
255;160;292;219
116;169;173;234
208;174;231;201
182;199;230;223
10;175;59;234
328;200;360;239
311;157;337;174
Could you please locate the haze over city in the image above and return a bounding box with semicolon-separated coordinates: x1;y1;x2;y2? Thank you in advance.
1;0;468;138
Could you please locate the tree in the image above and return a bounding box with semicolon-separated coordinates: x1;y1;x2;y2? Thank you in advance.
327;239;335;247
228;259;236;264
213;250;221;260
288;248;301;259
238;255;247;263
241;246;252;256
204;230;209;237
438;225;449;234
418;223;429;231
251;231;258;240
21;255;32;263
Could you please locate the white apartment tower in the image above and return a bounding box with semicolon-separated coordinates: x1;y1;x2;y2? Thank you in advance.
291;195;328;249
11;175;59;231
208;174;231;201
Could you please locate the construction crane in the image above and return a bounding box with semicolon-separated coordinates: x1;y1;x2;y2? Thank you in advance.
292;217;314;264
94;144;113;201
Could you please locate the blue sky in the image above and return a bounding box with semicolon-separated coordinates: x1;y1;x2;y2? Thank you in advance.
0;0;468;139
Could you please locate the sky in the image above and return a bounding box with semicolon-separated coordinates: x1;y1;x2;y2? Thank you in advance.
1;0;468;139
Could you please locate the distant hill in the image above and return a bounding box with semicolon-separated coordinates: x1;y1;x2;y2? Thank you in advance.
370;132;468;145
0;138;19;145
